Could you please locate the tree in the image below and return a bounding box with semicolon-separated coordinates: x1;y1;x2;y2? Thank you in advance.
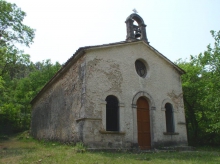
0;58;61;133
13;60;61;131
199;30;220;136
177;30;220;145
0;0;35;78
0;0;35;48
177;58;205;145
0;0;35;134
0;1;62;134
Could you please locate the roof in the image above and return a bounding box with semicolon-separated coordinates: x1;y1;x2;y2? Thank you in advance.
30;40;185;104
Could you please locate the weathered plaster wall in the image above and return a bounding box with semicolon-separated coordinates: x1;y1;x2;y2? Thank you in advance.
31;41;187;149
31;54;86;142
83;42;187;148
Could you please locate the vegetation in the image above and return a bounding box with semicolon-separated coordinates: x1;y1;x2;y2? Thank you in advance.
176;30;220;146
0;133;220;164
0;0;61;134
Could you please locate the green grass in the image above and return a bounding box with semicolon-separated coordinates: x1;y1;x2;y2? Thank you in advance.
0;132;220;164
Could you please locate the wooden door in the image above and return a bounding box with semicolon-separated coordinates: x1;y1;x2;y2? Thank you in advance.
137;97;151;149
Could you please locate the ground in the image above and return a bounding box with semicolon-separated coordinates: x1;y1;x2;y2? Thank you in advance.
0;132;220;164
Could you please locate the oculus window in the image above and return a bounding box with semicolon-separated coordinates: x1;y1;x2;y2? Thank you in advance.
135;60;147;78
105;95;119;131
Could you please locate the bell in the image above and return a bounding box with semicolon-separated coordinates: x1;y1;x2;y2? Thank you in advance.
135;31;141;38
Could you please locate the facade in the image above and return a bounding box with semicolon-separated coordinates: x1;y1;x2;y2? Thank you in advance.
31;13;188;149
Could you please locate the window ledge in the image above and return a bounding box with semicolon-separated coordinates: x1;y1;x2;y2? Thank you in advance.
163;132;179;135
76;117;101;122
99;130;125;135
178;122;186;125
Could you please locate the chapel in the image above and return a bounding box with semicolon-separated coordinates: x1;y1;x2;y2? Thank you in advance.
30;13;188;149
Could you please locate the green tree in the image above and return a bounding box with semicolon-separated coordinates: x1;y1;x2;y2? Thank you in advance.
0;0;35;48
0;0;35;134
199;30;220;136
177;57;205;145
0;53;32;133
177;30;220;145
13;60;61;131
0;0;35;78
0;1;62;134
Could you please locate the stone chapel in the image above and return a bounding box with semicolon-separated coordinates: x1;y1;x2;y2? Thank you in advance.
30;13;188;149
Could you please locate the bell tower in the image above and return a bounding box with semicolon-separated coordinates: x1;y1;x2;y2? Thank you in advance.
125;13;149;43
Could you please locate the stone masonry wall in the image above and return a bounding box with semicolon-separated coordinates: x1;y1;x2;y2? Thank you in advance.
31;41;187;149
83;42;187;149
31;54;86;142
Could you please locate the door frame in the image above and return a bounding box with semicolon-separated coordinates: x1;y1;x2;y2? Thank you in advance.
132;91;155;149
137;97;151;149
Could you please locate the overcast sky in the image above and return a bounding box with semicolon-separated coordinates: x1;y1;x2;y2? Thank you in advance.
8;0;220;64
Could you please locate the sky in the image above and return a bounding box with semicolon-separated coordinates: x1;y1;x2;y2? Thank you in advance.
8;0;220;64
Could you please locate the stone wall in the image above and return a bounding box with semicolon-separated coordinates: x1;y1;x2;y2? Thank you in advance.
31;41;187;149
31;54;86;142
83;42;187;148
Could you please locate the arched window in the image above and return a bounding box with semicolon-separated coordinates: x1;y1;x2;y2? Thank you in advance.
165;103;174;133
105;95;119;131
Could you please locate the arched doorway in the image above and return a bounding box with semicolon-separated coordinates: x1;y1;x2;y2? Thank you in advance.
137;97;151;149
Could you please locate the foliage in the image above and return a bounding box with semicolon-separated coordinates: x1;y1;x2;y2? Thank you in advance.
0;0;35;47
0;0;61;134
176;30;220;145
74;142;87;153
0;134;220;164
0;58;61;134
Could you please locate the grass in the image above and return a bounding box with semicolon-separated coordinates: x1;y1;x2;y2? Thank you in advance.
0;132;220;164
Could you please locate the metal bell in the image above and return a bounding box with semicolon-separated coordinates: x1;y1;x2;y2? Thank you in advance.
135;31;141;38
133;25;141;39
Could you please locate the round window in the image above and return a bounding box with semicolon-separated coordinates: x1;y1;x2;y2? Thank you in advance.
135;60;147;77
